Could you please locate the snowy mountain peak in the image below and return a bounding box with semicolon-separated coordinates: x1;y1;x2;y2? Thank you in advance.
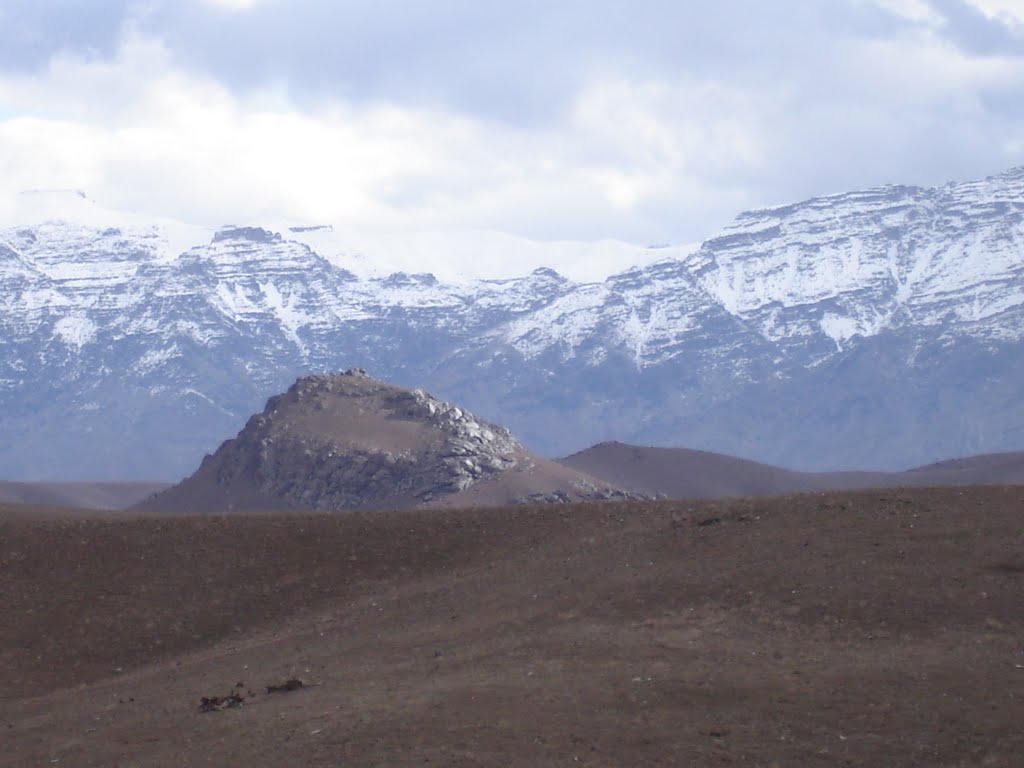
692;168;1024;349
1;166;1023;481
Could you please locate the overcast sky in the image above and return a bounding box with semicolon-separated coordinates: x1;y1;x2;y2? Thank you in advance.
1;0;1023;244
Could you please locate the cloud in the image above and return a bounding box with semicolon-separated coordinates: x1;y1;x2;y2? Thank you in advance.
871;0;946;26
0;24;767;239
0;1;134;72
0;34;470;228
204;0;265;9
1;2;1023;246
967;0;1024;27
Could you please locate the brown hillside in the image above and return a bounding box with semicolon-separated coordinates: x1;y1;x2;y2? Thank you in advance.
559;441;1024;499
904;451;1024;485
558;441;892;498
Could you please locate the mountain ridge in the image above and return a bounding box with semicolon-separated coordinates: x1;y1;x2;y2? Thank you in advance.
1;166;1022;480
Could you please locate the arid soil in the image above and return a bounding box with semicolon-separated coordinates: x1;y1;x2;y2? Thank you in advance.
2;486;1024;766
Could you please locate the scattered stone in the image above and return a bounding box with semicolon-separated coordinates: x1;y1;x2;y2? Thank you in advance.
199;693;245;712
266;678;304;694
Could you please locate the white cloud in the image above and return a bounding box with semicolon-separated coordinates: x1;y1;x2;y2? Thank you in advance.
0;28;768;241
966;0;1024;28
848;33;1024;98
1;17;1023;247
0;31;474;228
870;0;945;26
203;0;267;10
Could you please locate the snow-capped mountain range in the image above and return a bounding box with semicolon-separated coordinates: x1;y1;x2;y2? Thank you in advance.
2;168;1023;481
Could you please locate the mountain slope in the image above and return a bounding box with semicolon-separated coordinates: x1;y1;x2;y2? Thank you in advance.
2;167;1023;480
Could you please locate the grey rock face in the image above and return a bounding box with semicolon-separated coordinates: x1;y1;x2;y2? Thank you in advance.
186;372;526;511
2;167;1024;480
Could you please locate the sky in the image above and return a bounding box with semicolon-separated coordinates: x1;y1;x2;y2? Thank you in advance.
1;0;1023;247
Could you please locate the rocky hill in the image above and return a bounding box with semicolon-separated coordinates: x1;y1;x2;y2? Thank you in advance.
137;370;634;513
2;166;1023;480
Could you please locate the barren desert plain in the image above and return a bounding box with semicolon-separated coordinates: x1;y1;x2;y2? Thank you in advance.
3;485;1023;766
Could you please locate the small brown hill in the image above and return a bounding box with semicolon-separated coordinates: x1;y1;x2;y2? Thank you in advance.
904;451;1024;485
558;441;891;498
137;370;633;514
559;441;1024;499
0;481;169;510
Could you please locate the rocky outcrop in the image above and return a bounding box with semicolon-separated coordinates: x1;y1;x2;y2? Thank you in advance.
138;370;632;513
223;370;522;508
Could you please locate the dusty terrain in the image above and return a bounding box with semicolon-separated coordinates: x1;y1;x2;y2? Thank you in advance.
3;486;1023;766
561;441;1024;499
0;481;169;511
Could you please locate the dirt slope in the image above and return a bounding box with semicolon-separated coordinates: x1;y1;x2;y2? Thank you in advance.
3;486;1023;766
558;441;892;498
905;451;1024;485
559;441;1024;499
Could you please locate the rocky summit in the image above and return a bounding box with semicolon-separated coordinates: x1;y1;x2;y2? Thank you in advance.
138;370;635;513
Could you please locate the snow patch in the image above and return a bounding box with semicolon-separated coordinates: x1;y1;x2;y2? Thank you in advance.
181;388;234;417
215;282;259;318
820;313;860;348
133;346;180;375
616;304;675;370
501;283;610;360
259;281;309;353
53;316;97;348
